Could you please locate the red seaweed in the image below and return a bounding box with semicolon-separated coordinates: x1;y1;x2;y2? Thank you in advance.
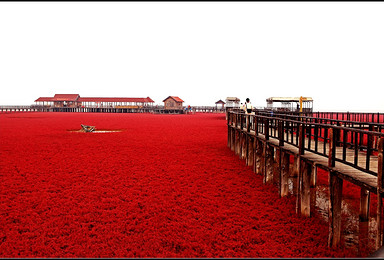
0;112;364;257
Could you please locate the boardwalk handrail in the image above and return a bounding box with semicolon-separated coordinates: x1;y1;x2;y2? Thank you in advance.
228;111;384;176
313;111;384;124
251;109;384;124
0;105;33;109
254;110;384;132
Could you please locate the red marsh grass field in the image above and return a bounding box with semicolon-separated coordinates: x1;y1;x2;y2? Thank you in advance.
0;112;371;257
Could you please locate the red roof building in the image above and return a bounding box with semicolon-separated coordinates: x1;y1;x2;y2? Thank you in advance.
53;94;80;101
162;96;184;110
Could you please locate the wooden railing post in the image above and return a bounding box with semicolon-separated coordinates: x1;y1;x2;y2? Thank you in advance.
335;122;341;147
328;128;336;167
367;125;374;171
239;113;242;129
265;118;270;140
327;126;342;248
299;123;305;155
376;137;384;249
278;120;284;146
255;116;259;136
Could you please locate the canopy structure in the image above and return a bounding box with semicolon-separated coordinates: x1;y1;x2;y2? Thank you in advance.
225;97;240;108
266;96;313;112
34;94;155;108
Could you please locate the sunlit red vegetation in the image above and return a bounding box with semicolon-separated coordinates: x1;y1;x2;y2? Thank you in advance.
0;112;365;257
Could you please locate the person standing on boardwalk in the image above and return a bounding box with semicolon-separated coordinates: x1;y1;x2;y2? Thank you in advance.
244;98;253;114
244;98;254;126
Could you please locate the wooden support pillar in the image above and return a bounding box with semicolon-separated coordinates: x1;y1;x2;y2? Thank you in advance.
310;164;317;188
244;133;249;161
288;155;298;195
274;148;281;186
243;133;248;161
254;139;263;175
359;188;370;222
240;131;244;159
358;221;370;256
247;135;254;167
240;131;247;160
265;144;274;184
259;141;266;177
294;156;301;214
262;142;267;182
232;128;236;153
280;151;290;197
253;137;257;173
238;131;242;157
239;131;243;159
235;130;240;156
328;171;343;248
300;160;312;217
227;125;231;149
231;128;236;152
244;133;248;162
227;125;231;148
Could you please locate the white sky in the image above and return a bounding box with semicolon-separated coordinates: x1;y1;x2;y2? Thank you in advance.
0;1;383;112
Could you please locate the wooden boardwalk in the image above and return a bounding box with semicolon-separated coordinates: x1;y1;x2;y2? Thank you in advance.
246;126;379;193
227;111;384;251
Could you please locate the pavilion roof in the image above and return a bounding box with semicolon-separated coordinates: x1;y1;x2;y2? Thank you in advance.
34;97;54;102
266;97;313;102
78;97;154;103
53;94;80;101
225;97;240;102
162;96;184;103
35;95;155;103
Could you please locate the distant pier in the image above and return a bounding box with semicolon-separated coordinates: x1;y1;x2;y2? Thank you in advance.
0;105;226;114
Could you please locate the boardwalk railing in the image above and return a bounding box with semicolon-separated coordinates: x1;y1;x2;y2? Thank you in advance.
251;109;384;124
227;110;384;251
312;111;384;124
0;105;43;113
229;111;384;175
251;111;384;172
255;110;384;134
